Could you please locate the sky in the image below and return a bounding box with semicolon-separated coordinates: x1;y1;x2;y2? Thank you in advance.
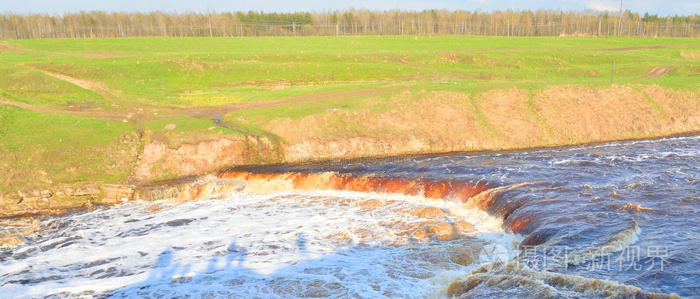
2;0;697;16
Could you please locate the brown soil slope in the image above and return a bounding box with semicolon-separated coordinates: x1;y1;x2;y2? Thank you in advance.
2;84;699;195
263;85;700;162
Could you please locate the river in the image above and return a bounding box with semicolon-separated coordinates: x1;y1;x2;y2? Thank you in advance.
1;136;698;298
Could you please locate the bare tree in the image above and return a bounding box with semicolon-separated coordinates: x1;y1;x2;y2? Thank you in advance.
1;9;698;40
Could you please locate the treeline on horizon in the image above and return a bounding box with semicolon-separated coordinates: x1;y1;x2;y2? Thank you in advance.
1;9;699;40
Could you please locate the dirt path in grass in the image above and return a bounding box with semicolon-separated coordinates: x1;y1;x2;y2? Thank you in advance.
0;96;129;120
0;44;27;53
4;52;401;123
25;67;140;110
604;45;669;51
41;71;115;98
640;66;673;78
188;87;400;118
1;83;399;124
0;43;117;58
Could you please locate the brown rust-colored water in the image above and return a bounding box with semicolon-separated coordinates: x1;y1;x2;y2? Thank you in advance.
1;136;698;297
226;135;700;297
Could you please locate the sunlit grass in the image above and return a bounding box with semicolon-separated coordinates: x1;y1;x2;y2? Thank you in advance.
0;35;698;190
2;36;697;109
0;106;135;191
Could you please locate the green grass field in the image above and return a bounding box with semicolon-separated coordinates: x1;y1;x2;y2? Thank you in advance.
1;36;699;190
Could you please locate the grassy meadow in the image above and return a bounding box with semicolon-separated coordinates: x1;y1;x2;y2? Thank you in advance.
1;36;699;190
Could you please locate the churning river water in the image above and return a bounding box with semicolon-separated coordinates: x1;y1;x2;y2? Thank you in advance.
1;136;699;298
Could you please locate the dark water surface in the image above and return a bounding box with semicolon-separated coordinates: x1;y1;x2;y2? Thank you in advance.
1;135;698;298
271;135;700;297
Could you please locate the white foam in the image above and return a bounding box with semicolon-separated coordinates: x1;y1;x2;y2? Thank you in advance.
567;223;642;267
0;190;520;298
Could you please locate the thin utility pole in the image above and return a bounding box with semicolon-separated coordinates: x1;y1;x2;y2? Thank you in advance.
611;61;615;84
617;0;624;36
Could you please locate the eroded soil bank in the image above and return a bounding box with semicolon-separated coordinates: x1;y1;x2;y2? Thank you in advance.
270;85;700;161
1;85;699;247
121;85;700;180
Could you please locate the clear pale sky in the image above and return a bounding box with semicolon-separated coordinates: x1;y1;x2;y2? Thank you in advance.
2;0;697;16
